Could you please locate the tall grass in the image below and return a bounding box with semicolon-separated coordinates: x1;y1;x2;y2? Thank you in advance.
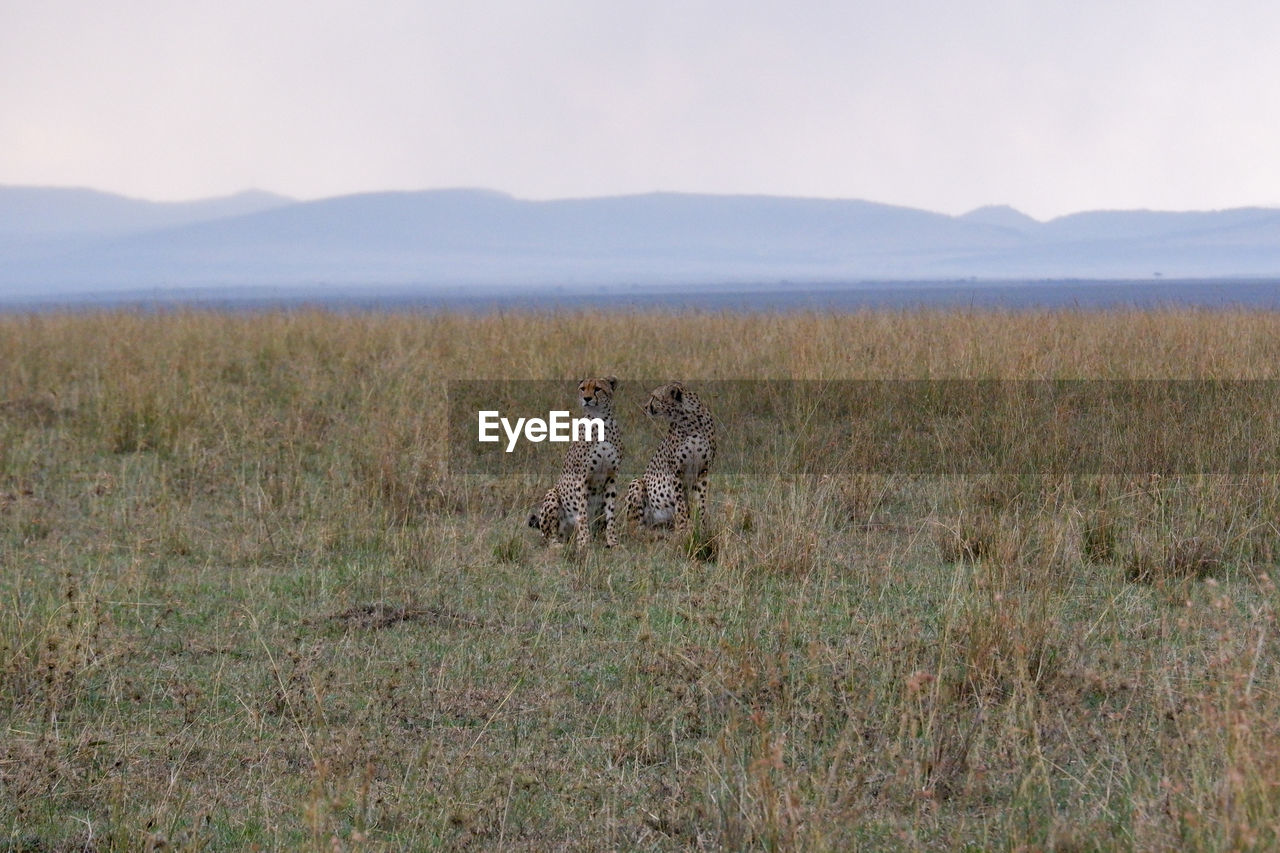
2;308;1280;849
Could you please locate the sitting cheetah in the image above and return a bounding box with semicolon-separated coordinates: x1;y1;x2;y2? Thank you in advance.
527;376;623;548
624;382;716;533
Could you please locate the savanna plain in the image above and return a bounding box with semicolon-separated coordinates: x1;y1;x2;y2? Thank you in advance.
5;309;1280;851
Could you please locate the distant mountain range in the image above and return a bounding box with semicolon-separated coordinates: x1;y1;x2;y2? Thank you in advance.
3;186;1280;298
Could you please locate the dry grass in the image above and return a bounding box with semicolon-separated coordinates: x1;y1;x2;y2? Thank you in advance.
3;308;1280;849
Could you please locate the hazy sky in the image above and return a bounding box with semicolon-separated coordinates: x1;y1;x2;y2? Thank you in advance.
3;1;1279;220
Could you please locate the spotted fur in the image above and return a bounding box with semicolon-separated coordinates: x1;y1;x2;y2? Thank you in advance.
624;382;716;533
527;376;622;548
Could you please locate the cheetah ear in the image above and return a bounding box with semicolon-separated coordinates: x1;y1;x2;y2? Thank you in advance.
670;383;683;402
605;375;618;391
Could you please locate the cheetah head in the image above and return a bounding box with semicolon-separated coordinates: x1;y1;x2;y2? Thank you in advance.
527;510;541;529
578;375;618;412
644;381;688;418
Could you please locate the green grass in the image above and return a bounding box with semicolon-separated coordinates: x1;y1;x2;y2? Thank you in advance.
3;309;1280;849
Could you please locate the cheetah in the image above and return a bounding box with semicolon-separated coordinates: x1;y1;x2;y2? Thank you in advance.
527;376;623;548
624;382;716;533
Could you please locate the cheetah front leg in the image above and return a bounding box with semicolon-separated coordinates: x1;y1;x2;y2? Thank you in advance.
689;466;710;526
603;475;618;547
672;484;691;533
570;481;591;548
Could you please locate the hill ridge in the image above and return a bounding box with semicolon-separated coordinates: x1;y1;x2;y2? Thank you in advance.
2;186;1279;291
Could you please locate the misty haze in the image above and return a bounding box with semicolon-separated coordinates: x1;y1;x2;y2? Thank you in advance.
3;186;1280;310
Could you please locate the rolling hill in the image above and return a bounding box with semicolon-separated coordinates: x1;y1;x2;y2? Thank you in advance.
3;186;1280;297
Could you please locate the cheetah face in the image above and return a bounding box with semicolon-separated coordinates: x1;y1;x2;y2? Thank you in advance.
644;382;686;419
578;375;618;412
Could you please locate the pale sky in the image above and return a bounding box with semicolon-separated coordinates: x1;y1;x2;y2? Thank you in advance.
3;0;1279;220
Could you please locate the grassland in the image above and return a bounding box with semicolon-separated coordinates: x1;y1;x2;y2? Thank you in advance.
4;309;1280;850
